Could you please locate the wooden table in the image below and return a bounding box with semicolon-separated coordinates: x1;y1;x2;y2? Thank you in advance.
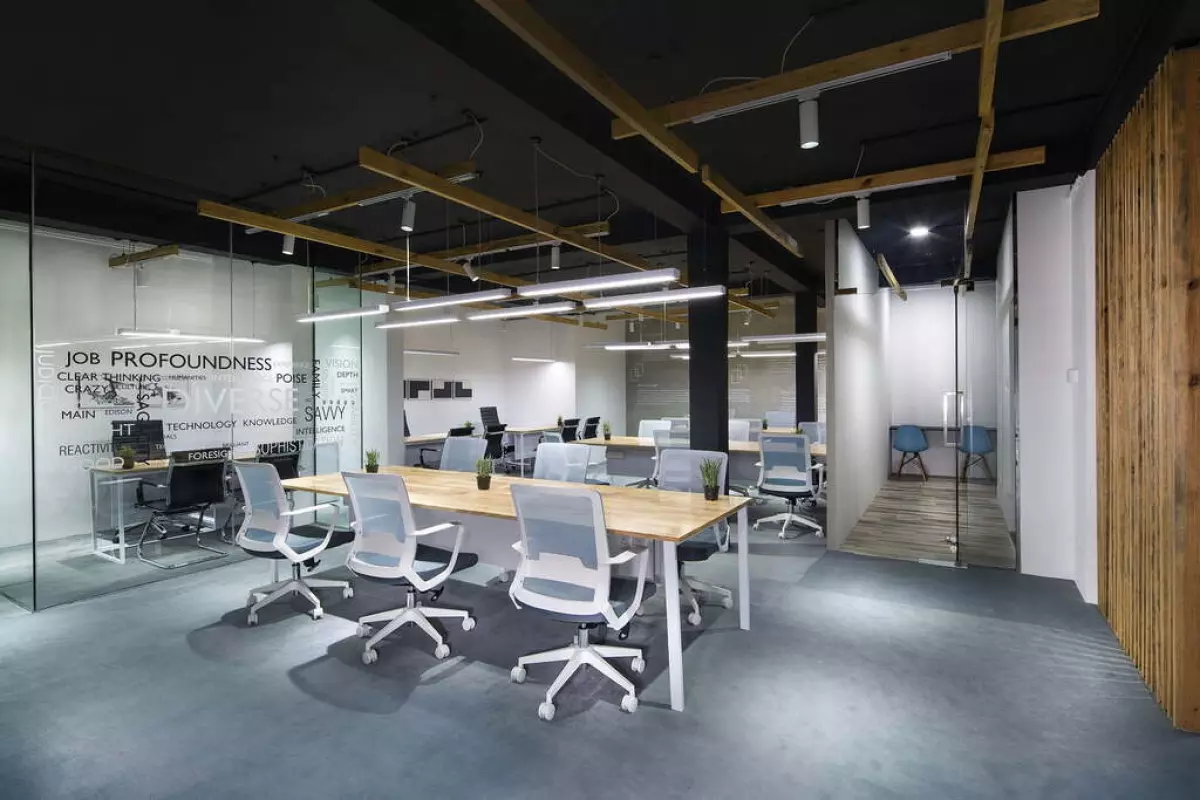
283;465;751;712
404;433;448;446
578;436;825;484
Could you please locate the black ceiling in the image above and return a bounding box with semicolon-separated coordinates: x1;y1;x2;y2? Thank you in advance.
1;0;1197;297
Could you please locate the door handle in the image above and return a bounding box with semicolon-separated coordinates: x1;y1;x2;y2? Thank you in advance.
943;391;963;447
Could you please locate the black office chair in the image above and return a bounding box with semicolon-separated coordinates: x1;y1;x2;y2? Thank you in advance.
480;406;501;429
561;418;581;443
136;452;230;569
405;411;441;468
581;416;600;439
484;423;508;463
448;426;473;437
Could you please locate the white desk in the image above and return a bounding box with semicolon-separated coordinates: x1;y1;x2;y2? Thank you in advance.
283;466;752;712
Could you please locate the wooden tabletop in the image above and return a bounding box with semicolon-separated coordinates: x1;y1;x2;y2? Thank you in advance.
91;453;255;475
577;435;825;458
282;465;748;543
506;424;559;434
404;433;448;445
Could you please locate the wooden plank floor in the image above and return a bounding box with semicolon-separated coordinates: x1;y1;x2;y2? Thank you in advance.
841;478;1016;569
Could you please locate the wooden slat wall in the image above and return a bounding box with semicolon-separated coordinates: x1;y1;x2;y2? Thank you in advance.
1096;49;1200;732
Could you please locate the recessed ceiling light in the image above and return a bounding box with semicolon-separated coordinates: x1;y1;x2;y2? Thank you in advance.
909;225;931;239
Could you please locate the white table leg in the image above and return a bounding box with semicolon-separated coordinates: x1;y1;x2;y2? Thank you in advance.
737;506;750;631
662;540;685;712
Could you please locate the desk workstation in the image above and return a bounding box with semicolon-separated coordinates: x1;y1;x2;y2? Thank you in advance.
283;465;751;713
582;434;826;485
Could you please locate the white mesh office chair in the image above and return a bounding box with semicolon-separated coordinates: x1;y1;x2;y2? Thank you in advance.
728;419;753;442
532;442;590;482
541;431;564;444
754;435;824;539
507;483;653;721
657;449;733;625
636;419;670;438
233;462;351;625
342;471;479;662
765;410;794;429
439;436;486;472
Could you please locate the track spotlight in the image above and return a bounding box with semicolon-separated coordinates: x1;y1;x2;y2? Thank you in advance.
550;242;561;270
282;233;295;255
464;259;480;283
856;196;871;230
799;99;819;149
400;199;416;233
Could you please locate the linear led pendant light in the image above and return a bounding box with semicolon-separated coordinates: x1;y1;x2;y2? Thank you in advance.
296;304;389;323
466;301;576;321
603;342;672;351
392;288;513;312
691;52;952;124
404;348;460;356
737;350;797;358
115;327;266;344
582;284;726;311
517;267;679;298
512;356;557;363
376;314;460;330
740;332;826;344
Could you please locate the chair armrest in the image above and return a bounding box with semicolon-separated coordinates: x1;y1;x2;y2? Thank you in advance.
410;521;460;538
138;480;167;490
281;501;340;517
512;540;525;554
606;549;639;565
404;523;467;592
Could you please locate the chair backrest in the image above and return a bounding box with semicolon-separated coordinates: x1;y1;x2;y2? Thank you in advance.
440;436;486;472
664;417;690;435
484;423;507;459
765;410;794;428
657;449;728;494
233;461;289;553
637;418;671;438
403;411;411;438
509;483;613;616
258;452;301;481
960;425;994;454
533;442;590;482
652;428;690;481
166;450;229;509
798;421;826;444
480;406;501;428
561;418;580;442
893;424;929;453
728;419;752;441
757;434;814;494
448;426;473;437
342;471;419;579
581;416;600;439
541;431;564;444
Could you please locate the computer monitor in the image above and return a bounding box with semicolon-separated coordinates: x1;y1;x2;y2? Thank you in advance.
111;419;166;463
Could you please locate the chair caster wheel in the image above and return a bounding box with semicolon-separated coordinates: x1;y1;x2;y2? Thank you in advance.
537;702;556;721
430;589;444;603
342;587;354;599
620;694;639;713
510;666;527;684
247;612;258;626
634;605;646;617
687;610;702;626
357;624;372;638
617;627;630;641
753;522;760;531
310;607;323;620
721;595;734;609
433;643;450;660
362;648;378;665
630;657;646;674
462;616;476;631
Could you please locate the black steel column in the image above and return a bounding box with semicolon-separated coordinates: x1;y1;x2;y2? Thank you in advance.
687;223;729;453
794;293;818;422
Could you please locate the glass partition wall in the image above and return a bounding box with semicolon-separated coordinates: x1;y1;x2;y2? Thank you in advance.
0;159;368;609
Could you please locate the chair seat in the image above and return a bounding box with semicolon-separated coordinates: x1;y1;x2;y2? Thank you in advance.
352;544;479;585
678;527;722;562
140;499;209;514
240;524;353;559
531;577;658;624
759;484;813;500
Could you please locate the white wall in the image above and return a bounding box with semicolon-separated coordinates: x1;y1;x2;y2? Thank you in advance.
400;317;625;435
1070;172;1098;603
886;283;998;477
1016;182;1097;596
827;220;891;548
995;206;1018;531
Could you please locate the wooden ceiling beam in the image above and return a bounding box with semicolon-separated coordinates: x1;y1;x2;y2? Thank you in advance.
360;146;773;318
611;0;1099;139
875;253;907;301
197;199;679;325
965;0;1005;278
108;243;180;268
725;146;1045;212
701;166;801;257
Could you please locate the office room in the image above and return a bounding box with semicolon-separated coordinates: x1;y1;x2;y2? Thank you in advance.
0;1;1198;797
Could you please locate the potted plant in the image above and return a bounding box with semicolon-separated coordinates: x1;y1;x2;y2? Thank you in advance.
700;458;721;501
117;445;137;470
475;457;493;490
602;421;612;441
761;418;769;430
463;421;475;434
365;449;380;473
556;414;564;429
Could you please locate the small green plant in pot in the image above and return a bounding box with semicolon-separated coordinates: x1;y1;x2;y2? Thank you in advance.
116;445;137;470
556;414;564;429
463;420;475;433
365;449;381;473
761;417;768;430
602;421;612;441
700;458;722;501
476;457;493;490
